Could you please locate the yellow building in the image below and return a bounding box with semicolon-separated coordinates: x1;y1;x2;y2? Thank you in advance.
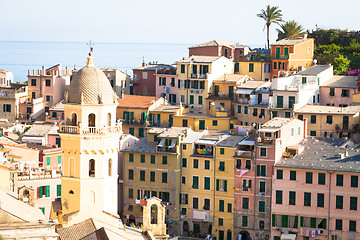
176;56;234;114
57;53;122;227
148;104;182;128
235;61;271;81
122;127;189;236
0;164;12;190
294;104;360;138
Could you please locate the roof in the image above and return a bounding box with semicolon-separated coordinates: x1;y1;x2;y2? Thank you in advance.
133;64;174;71
177;56;222;64
58;219;97;240
294;104;360;115
24;124;59;137
200;130;230;140
261;117;292;129
211;102;227;112
50;100;64;111
67;56;116;105
237;80;266;89
275;137;360;173
213;74;247;83
189;40;236;48
320;75;358;88
272;37;313;46
0;189;47;222
295;65;332;76
216;135;246;147
117;95;159;109
52;201;62;211
121;137;158;154
150;104;179;113
182;130;208;144
81;227;109;240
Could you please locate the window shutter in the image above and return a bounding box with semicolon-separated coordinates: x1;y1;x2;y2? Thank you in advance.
216;179;219;191
46;157;51;166
322;219;327;229
257;165;261;176
39;186;43;198
248;180;252;189
45;185;50;197
272;214;276;227
57;185;61;196
282;215;288;227
310;217;316;228
300;216;304;227
224;180;227;192
294;216;298;228
37;187;41;199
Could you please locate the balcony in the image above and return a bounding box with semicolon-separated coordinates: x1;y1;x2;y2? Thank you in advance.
122;118;146;126
157;139;177;153
59;123;122;134
189;73;208;79
208;93;233;100
192;144;214;157
156;68;176;75
237;98;249;104
148;121;172;128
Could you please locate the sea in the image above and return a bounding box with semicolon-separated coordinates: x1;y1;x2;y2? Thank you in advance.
0;41;191;82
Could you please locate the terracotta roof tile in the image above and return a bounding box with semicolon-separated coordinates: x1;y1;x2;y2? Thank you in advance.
117;95;159;108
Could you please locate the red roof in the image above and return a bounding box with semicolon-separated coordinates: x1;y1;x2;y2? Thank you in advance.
117;95;159;108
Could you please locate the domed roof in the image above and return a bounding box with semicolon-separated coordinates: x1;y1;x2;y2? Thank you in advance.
67;56;116;105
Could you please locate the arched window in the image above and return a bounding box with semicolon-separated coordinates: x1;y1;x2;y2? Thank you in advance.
70;158;75;177
226;229;232;240
88;113;96;127
108;159;112;176
151;204;158;224
107;113;111;127
69;190;74;194
71;113;77;126
89;159;95;177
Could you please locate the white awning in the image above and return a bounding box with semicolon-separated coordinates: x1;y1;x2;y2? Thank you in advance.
239;140;255;145
169;140;177;148
195;139;217;145
281;234;297;240
158;139;165;147
236;89;253;94
258;128;278;132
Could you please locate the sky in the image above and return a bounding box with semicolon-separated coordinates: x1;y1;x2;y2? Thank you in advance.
0;0;359;46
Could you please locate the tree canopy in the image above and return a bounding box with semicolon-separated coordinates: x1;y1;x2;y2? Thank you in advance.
277;20;305;40
257;5;283;49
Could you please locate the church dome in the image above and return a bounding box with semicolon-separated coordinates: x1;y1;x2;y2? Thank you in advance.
67;55;116;104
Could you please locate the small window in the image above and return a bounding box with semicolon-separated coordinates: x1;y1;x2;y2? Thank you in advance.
350;196;357;210
349;220;357;232
318;173;326;185
162;156;167;165
260;148;267;157
162;172;167;183
276;190;283;204
329;88;335;96
128;169;134;180
306;172;313;184
45;79;51;86
212;120;217;126
242;197;249;209
31;79;36;86
182;158;187;168
351;175;358;188
336;174;344;186
259;201;265;212
193;159;199;169
182;119;188;127
289;191;296;205
220;148;224;155
304;192;311;206
341;89;350;97
336;219;342;230
150;171;155;182
204;160;210;170
140;170;145;181
290;171;296;180
140;154;145;163
182;176;186;184
249;63;254;72
336;195;343;209
277;169;283;179
219;162;225;171
326;115;333;124
310;131;316;136
181;65;185;73
151;155;155;164
311;115;316;124
298;115;303;120
317;193;324;207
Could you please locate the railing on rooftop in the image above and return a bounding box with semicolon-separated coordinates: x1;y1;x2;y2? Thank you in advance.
59;123;121;134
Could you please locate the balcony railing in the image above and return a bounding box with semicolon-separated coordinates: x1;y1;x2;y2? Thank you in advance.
59;124;121;134
122;119;145;125
190;73;208;79
237;98;249;104
148;122;172;128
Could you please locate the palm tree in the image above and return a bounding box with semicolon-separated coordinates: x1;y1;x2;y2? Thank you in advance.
277;20;305;40
257;5;283;49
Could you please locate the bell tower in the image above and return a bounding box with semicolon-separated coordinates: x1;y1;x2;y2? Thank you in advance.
59;52;122;227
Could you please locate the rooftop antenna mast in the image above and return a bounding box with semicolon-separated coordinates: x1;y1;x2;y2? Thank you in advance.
87;40;94;56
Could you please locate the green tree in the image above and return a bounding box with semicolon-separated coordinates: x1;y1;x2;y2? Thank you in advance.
257;5;283;49
277;20;305;40
333;55;350;74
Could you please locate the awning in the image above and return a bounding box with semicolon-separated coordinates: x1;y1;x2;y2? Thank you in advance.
239;140;255;145
259;128;278;132
281;234;297;240
169;140;177;148
158;139;165;147
236;89;253;94
195;139;217;145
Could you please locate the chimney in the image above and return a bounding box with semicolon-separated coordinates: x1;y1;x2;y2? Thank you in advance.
42;66;45;75
142;56;145;67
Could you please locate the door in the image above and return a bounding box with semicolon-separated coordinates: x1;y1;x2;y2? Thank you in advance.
199;120;205;130
214;85;219;96
219;230;224;240
26;107;32;119
277;96;283;108
289;96;295;109
343;116;349;129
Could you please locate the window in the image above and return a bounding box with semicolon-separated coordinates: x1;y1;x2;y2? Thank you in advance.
150;171;155;182
140;154;145;163
219;218;223;226
189;95;194;104
140;170;145;181
341;89;350;97
203;198;210;210
182;119;188;127
350;196;357;210
128;169;134;180
335;219;342;230
204;177;210;190
181;65;185;73
349;220;356;232
276;190;283;204
198;95;203;105
129;188;133;199
351;175;358;188
318;173;325;185
260;148;267;157
336;195;343;209
129;153;134;162
290;171;296;181
151;155;155;164
212;120;217;126
182;158;187;168
329;88;335;96
259;201;265;212
46;157;51;166
253;108;258;116
259;181;266;193
257;165;266;176
242;216;248;227
242;197;249;209
216;179;227;192
182;176;186;184
204;160;210;170
289;191;296;205
304;192;311;206
237;106;241;114
310;130;316;136
162;172;167;183
302;77;307;84
317;193;324;207
30;79;37;86
298;115;303;120
193;176;199;189
306;172;313;184
220;148;224;155
171;77;175;87
326;115;333;124
311;115;316;124
219;200;224;212
181;208;187;215
57;185;61;196
219;161;225;171
3;104;11;112
193;159;199;169
162;156;167;165
273;62;277;70
245;160;251;170
46;79;51;86
277;170;283;179
193;197;199;209
235;63;239;72
336;174;343;186
244;106;248;114
277;96;283;108
89;159;95;177
249;63;254;72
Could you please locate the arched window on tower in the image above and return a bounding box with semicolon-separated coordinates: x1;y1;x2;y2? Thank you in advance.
151;204;158;224
107;113;111;127
89;159;95;177
108;159;112;176
88;113;96;127
71;113;77;126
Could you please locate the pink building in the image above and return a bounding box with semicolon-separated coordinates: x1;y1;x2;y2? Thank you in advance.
0;69;13;87
132;63;174;96
155;68;178;104
234;118;305;239
272;138;360;240
320;75;358;107
45;101;64;124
